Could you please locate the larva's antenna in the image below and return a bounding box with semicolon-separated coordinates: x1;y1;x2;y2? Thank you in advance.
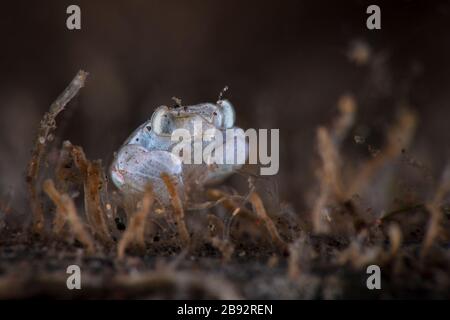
218;85;229;102
171;96;183;108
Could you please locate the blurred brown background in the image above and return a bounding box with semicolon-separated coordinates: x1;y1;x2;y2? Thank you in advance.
1;0;450;213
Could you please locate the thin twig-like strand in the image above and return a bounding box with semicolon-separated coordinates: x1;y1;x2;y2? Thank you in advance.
27;71;88;233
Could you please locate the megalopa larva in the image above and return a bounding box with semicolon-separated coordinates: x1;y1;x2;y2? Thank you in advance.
110;100;247;205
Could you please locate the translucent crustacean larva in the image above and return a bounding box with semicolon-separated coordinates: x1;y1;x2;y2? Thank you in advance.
110;100;247;205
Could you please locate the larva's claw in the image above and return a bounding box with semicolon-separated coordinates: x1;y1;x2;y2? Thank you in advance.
111;145;183;205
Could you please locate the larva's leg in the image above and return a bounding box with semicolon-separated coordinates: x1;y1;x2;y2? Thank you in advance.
202;128;248;185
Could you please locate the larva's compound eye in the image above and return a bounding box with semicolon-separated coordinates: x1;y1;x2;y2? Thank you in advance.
151;106;174;136
217;100;235;128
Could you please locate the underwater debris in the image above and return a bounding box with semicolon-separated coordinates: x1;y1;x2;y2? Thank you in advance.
43;179;96;254
117;188;154;260
161;173;191;246
26;70;88;234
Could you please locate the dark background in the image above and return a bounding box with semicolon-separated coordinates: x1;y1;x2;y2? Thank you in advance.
1;0;449;212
